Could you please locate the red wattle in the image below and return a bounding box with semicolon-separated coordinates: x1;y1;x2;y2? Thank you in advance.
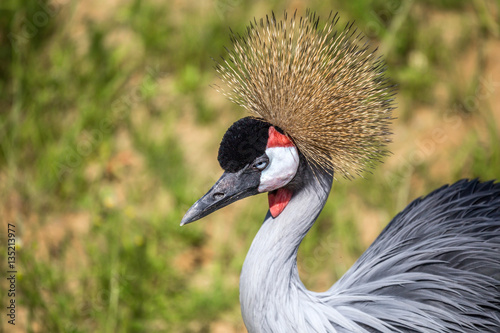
267;126;294;148
268;188;293;218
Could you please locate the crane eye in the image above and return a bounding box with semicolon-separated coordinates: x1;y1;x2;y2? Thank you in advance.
253;160;268;171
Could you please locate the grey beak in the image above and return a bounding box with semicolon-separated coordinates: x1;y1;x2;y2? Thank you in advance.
180;169;261;225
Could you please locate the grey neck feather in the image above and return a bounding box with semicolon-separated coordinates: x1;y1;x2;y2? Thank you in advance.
239;163;500;333
240;164;335;333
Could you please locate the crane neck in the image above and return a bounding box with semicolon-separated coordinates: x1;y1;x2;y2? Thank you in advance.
240;164;333;332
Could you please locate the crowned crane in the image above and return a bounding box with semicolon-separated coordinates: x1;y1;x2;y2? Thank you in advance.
181;11;500;332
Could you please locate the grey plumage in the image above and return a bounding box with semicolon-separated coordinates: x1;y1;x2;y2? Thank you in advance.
240;162;500;332
329;178;500;332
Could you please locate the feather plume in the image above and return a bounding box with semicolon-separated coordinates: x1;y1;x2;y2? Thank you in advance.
214;10;395;179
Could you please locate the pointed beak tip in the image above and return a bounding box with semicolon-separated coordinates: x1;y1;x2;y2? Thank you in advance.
180;218;192;227
180;213;196;226
180;201;203;226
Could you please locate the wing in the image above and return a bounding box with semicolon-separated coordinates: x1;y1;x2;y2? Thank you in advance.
325;179;500;332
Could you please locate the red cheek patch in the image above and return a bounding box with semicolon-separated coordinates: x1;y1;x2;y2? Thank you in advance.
268;188;293;218
266;127;295;217
267;126;294;148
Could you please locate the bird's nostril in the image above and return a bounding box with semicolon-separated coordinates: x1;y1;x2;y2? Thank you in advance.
213;192;225;200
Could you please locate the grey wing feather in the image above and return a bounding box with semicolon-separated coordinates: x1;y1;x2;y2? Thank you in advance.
327;179;500;332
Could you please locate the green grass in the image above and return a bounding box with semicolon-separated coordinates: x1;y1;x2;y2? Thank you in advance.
1;0;499;332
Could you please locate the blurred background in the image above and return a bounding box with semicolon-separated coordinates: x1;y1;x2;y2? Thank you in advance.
0;0;499;332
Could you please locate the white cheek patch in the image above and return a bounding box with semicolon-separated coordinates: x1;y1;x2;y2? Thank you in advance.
258;146;299;192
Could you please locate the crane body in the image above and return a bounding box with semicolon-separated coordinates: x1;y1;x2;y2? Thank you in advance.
240;161;500;332
180;11;500;332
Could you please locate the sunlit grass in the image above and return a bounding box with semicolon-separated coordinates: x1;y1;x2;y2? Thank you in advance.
0;0;498;332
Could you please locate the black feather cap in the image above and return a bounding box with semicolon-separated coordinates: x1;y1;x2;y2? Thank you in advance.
218;117;272;172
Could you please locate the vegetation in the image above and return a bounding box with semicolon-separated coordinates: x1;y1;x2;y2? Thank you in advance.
0;0;498;332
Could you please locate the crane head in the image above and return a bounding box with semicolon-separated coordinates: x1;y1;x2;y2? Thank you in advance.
181;117;299;225
181;10;396;225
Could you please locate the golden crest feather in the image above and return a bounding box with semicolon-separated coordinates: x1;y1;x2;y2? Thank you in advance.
214;10;395;179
